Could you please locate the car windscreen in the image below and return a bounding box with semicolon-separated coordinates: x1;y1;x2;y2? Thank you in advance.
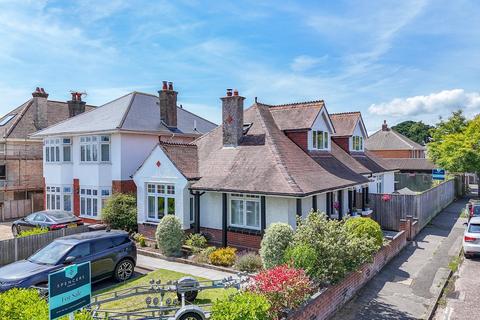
468;223;480;233
47;212;75;221
28;241;74;265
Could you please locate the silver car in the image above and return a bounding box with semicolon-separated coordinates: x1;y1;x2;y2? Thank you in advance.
463;216;480;258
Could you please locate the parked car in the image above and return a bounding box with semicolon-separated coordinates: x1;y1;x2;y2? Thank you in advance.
467;200;480;221
463;216;480;258
0;230;137;292
11;211;84;237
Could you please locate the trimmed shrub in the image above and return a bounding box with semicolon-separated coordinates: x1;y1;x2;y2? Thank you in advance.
284;243;318;277
345;217;383;248
260;223;294;269
132;233;147;247
193;246;216;264
248;265;313;319
101;193;137;233
209;247;237;267
235;252;263;273
18;227;48;238
211;292;271;320
185;233;208;253
155;215;184;256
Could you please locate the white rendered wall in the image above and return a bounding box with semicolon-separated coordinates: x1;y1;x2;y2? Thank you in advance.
308;109;334;151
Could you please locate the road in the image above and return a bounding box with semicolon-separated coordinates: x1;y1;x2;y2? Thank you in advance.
333;198;467;320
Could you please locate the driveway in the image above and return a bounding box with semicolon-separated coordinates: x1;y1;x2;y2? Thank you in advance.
333;198;467;320
0;222;13;240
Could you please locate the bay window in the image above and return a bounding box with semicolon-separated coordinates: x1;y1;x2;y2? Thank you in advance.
80;187;111;218
312;130;329;150
146;183;175;221
352;136;363;151
229;194;260;230
44;138;72;162
80;135;110;163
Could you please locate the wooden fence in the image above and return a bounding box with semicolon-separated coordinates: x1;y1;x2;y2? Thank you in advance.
370;179;456;231
0;225;89;266
0;194;44;221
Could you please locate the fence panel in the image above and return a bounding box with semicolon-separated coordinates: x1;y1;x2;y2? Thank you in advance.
370;179;456;231
0;225;89;266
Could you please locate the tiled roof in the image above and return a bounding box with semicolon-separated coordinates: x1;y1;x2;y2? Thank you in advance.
0;99;95;139
329;141;371;175
366;128;425;151
159;142;199;179
268;100;325;131
32;92;216;137
351;151;391;173
189;103;368;196
330;112;362;137
381;158;435;171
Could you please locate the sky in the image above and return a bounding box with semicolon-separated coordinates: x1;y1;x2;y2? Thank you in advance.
0;0;479;132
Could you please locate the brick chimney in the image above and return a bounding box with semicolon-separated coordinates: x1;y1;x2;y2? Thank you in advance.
382;120;389;131
67;92;87;117
158;81;177;128
32;87;49;130
221;89;244;147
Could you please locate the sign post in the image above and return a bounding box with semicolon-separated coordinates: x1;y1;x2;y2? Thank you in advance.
48;262;91;320
432;168;446;181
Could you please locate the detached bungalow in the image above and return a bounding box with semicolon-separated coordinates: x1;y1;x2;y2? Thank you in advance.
134;90;392;249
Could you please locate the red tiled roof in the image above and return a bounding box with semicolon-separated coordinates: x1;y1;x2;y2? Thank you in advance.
159;142;199;179
330;112;361;137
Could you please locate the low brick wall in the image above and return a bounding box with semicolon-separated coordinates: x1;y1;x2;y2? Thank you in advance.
288;230;407;320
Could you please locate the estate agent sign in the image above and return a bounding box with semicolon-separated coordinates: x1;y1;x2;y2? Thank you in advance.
432;168;446;181
49;262;91;320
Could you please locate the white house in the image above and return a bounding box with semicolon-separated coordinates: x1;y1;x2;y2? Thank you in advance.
134;89;383;249
32;82;216;222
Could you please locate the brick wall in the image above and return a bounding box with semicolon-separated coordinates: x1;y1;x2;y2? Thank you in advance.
368;149;412;158
288;230;407;320
332;137;349;153
138;223;157;239
112;180;137;194
73;179;80;217
286;131;308;152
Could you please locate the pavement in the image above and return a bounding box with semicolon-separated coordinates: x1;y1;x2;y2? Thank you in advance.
332;198;467;320
0;222;13;240
136;254;235;280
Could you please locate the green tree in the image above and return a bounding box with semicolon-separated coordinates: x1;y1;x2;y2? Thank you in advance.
392;120;433;145
101;193;138;233
427;112;480;196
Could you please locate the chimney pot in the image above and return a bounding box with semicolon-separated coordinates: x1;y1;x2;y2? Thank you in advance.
168;82;173;91
382;120;389;131
162;81;168;90
233;89;239;96
226;89;233;97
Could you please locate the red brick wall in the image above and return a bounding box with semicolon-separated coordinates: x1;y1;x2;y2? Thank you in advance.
288;230;407;320
332;137;350;153
112;180;137;194
73;179;80;217
286;131;308;152
369;149;412;158
138;223;157;239
43;177;46;210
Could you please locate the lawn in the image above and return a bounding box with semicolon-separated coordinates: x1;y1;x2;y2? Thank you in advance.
93;268;236;315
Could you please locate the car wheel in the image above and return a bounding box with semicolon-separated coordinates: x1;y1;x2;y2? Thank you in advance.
11;225;19;237
114;259;135;282
178;312;203;320
464;253;471;259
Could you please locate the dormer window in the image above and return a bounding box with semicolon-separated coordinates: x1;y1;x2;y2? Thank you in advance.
352;136;363;151
312;130;329;150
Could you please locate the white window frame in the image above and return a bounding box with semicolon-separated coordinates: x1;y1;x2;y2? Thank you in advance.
376;175;384;194
79;187;110;218
351;135;364;151
146;183;176;222
312;130;329;150
80;135;110;163
229;193;261;230
44;138;72;163
189;196;195;224
46;185;72;211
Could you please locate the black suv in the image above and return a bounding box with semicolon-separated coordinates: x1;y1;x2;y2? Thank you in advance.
0;230;137;292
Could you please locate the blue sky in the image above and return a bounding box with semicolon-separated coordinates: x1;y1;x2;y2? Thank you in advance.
0;0;479;132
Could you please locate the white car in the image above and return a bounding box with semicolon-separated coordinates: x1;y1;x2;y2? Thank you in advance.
463;216;480;258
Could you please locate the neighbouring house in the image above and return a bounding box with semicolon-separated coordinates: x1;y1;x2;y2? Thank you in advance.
32;82;216;223
365;120;435;174
0;88;95;220
133;89;384;249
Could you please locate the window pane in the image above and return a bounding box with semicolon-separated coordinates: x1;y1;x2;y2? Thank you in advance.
324;132;328;149
148;196;156;219
312;131;317;148
317;131;323;149
63;146;71;162
190;198;194;222
230;199;244;225
81;198;85;215
55;195;61;210
86;145;91;161
101;144;109;161
87;198;92;216
167;185;175;194
147;184;155;193
246;201;260;228
93;198;98;216
157;197;165;219
64;195;72;211
80;145;85;162
92;144;98;161
47;194;51;209
157;185;165;194
46;147;50;162
55;146;60;162
167;198;175;215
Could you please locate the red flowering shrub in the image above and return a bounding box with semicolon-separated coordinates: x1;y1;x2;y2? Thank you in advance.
247;265;314;319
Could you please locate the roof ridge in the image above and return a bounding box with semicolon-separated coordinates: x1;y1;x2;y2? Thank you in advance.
160;141;196;147
268;99;325;108
330;111;361;116
5;99;34;138
391;130;424;149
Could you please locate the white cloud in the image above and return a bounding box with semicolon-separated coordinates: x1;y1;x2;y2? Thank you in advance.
290;55;327;72
368;89;480;117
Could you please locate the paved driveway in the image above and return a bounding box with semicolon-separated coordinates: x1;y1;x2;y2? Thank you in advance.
333;199;467;320
0;222;13;240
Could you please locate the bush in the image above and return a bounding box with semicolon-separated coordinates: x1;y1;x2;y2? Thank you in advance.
345;217;383;248
18;227;48;238
211;292;271;320
260;223;294;269
0;288;93;320
235;252;263;273
155;215;184;256
132;233;147;247
185;233;208;253
292;211;378;284
284;244;318;277
209;247;237;267
193;246;216;264
248;265;313;319
101;193;137;233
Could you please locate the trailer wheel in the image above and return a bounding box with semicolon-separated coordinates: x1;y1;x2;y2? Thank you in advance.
176;277;199;302
178;312;203;320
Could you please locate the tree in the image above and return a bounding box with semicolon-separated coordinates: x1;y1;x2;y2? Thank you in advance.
101;193;137;233
391;120;433;145
427;111;480;196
